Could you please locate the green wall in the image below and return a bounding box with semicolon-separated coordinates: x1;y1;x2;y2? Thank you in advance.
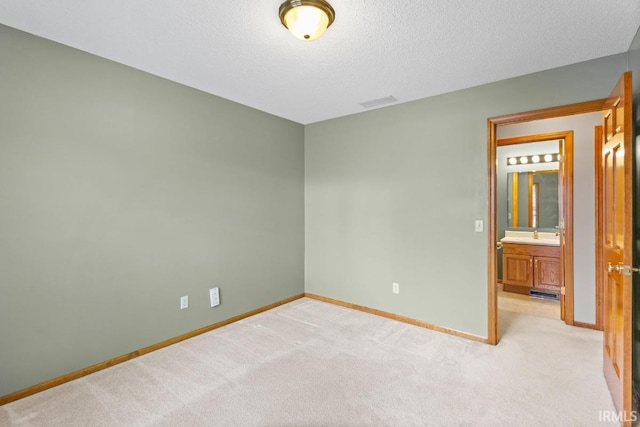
305;52;629;337
0;25;305;397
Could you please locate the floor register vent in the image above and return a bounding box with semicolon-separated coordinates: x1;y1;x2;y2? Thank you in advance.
529;289;560;301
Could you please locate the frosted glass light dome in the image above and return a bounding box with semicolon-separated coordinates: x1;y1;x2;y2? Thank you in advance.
279;0;335;41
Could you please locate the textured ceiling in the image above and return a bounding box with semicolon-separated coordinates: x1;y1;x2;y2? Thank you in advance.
1;1;639;124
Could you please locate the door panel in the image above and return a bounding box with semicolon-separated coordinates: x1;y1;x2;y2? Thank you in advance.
534;256;561;291
503;253;533;287
602;71;633;425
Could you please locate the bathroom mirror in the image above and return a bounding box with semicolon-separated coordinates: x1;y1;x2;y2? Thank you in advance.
507;170;559;229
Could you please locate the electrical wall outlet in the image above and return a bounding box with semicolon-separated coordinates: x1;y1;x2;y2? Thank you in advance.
392;282;400;294
180;295;188;310
475;220;484;232
209;287;220;307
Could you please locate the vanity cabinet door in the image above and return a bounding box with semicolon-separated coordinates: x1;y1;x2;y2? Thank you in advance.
502;253;533;287
534;256;561;291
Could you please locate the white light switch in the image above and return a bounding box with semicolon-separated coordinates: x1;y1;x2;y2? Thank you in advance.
475;220;484;232
209;287;220;307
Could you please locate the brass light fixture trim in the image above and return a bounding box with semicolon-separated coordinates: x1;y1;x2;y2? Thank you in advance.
279;0;336;40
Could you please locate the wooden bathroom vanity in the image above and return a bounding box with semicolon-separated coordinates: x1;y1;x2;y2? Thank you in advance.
501;240;561;296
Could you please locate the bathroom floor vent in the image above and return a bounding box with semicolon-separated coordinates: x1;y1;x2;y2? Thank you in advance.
529;289;560;301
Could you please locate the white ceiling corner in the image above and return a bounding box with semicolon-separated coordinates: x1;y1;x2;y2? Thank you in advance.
1;0;639;124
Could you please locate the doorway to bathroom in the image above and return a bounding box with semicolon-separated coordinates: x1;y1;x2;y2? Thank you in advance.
496;132;572;324
487;72;634;424
486;99;606;346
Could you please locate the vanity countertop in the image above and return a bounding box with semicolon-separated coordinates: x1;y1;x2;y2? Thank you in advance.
500;230;560;246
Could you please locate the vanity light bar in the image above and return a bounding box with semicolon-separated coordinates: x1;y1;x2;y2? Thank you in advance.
507;153;560;166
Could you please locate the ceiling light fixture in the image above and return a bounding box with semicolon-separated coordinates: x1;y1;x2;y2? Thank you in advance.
279;0;335;41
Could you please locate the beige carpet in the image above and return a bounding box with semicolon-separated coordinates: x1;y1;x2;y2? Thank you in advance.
0;298;617;426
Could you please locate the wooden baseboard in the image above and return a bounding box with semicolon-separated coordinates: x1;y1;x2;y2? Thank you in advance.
572;320;601;331
2;292;492;405
0;293;305;406
304;293;489;344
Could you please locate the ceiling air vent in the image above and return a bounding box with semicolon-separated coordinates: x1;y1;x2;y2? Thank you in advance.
359;96;398;109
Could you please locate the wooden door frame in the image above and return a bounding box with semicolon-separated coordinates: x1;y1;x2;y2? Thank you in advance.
594;125;604;331
487;99;605;345
497;131;573;325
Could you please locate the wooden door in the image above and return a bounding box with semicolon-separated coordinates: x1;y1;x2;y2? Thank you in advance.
601;71;634;425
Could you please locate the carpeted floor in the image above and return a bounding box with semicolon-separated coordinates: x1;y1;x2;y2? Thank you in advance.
0;298;617;426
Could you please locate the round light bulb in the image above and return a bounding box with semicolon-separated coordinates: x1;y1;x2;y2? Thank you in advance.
283;5;330;40
519;156;528;164
531;155;540;163
508;157;517;165
544;154;553;162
